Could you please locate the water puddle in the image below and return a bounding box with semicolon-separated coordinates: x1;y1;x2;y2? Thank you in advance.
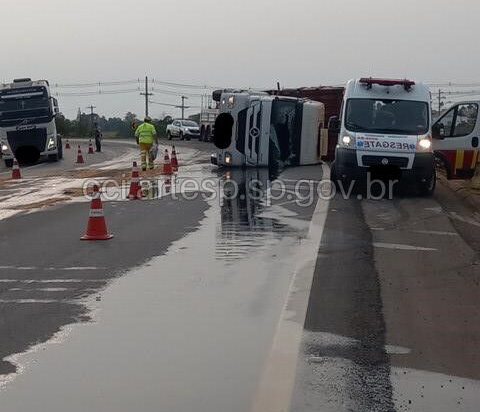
0;168;316;412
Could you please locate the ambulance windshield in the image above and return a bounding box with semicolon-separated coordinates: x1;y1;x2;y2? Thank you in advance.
345;99;429;135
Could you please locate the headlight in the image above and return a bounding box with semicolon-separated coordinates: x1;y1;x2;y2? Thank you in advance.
225;152;232;165
47;136;56;150
227;96;235;108
1;144;8;152
340;135;356;148
418;137;432;151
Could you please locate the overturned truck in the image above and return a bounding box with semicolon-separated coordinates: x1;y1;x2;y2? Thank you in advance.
211;90;326;168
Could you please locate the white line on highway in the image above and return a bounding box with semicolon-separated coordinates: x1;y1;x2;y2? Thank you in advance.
413;230;459;236
0;279;105;283
8;287;70;292
373;242;437;251
0;299;69;304
0;266;105;271
251;163;330;412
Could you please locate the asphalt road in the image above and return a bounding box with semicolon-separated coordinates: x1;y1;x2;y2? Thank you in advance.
0;139;479;412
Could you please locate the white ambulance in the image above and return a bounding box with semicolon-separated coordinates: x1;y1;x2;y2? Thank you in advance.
330;78;435;195
211;90;325;168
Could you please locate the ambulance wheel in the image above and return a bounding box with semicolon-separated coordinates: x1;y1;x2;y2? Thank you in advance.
418;168;436;197
4;159;13;168
330;162;339;189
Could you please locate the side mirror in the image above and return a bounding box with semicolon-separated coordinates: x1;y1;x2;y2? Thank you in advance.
328;116;340;133
432;123;445;140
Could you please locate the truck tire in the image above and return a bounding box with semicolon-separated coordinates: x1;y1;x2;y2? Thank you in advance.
4;159;13;168
57;137;63;160
418;168;436;197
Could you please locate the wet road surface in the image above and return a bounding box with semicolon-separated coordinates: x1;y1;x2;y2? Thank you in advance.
0;140;479;412
291;181;480;412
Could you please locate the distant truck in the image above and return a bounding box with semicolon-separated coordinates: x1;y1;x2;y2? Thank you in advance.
199;107;219;142
166;119;200;141
211;90;325;168
329;78;436;195
0;78;62;166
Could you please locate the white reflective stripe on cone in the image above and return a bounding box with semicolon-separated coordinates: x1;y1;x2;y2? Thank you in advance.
89;208;104;218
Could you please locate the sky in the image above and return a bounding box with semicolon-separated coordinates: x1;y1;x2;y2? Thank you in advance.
2;0;479;119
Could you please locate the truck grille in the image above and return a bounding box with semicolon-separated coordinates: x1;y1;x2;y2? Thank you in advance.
7;128;47;153
362;155;409;168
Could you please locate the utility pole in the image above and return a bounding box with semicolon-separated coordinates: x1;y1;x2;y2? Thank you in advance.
140;76;153;117
180;96;188;120
86;105;96;137
437;89;446;114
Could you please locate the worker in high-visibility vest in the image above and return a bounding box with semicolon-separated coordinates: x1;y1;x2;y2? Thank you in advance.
135;116;158;171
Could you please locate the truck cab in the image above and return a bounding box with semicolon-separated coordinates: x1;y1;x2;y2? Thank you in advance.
331;78;435;195
0;78;62;166
211;91;324;168
432;101;479;179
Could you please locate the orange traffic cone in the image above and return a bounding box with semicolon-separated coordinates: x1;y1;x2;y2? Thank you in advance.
81;185;114;241
65;139;71;149
162;149;173;175
128;161;142;200
76;145;85;164
88;140;94;154
11;159;22;180
171;146;179;171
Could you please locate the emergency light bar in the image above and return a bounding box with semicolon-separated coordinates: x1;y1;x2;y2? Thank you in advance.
360;78;415;91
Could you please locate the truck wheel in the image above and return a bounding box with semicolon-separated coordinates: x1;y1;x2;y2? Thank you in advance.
4;159;13;168
57;138;63;160
418;168;436;197
167;132;172;140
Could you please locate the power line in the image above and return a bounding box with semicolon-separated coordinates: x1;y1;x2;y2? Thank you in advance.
53;79;140;88
55;88;140;96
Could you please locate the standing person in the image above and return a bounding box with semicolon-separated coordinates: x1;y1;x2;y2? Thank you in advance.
94;123;102;153
135;116;158;171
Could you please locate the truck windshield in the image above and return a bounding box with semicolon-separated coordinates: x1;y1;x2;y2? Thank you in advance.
345;98;429;135
0;88;52;126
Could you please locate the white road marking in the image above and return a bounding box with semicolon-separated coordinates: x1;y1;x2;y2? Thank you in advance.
8;288;70;292
0;299;68;304
0;279;105;283
413;230;459;236
384;345;412;355
373;242;437;251
0;266;104;271
251;163;331;412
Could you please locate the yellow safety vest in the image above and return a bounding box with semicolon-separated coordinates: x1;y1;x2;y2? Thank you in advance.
135;122;157;144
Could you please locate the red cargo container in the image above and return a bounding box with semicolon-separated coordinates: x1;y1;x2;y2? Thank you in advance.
269;86;345;161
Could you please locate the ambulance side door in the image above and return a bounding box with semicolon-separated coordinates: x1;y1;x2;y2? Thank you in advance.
433;102;480;179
